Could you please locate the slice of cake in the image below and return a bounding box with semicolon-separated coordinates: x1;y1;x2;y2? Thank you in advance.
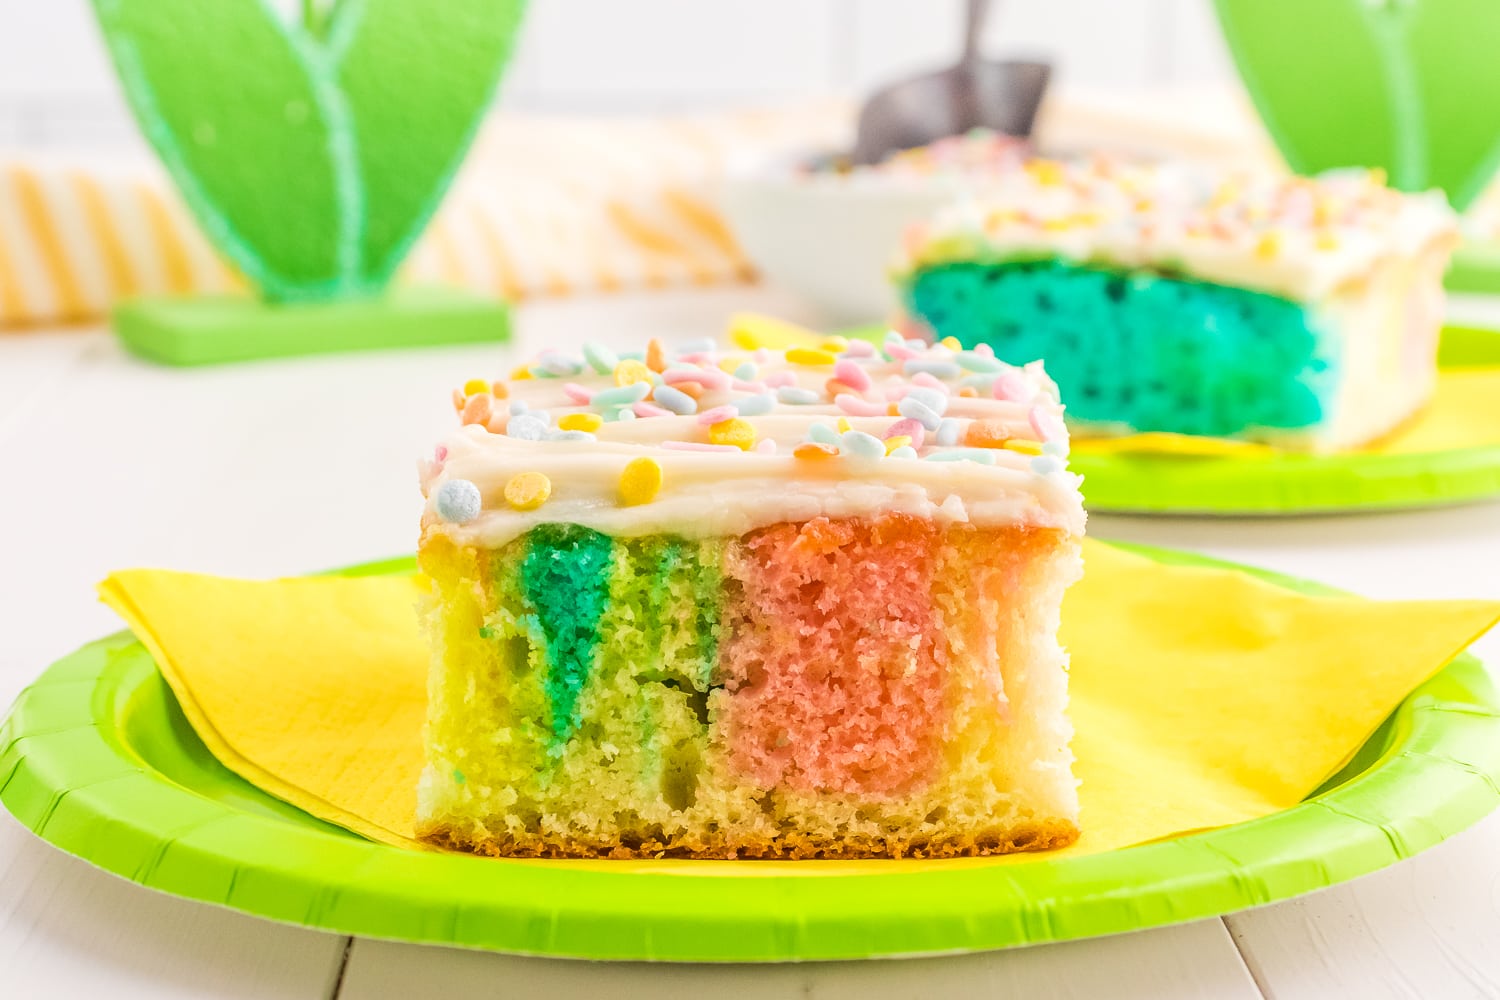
415;333;1085;859
893;160;1459;451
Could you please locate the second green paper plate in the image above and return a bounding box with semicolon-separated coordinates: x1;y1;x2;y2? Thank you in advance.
2;545;1497;962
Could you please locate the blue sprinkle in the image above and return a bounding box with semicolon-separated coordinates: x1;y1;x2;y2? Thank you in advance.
959;374;996;390
733;362;758;381
884;329;905;343
1042;441;1067;457
582;341;619;374
777;386;821;405
527;366;559;379
592;382;651;407
653;385;698;415
925;449;997;465
618;350;645;361
611;407;637;422
1031;455;1063;476
537;351;583;376
897;396;942;430
508;400;530;415
935;417;962;446
904;359;962;379
889;445;919;460
734;393;775;417
507;414;548;440
956;352;1005;373
547;429;596;442
905;387;949;413
840;430;886;460
434;479;483;523
906;337;927;350
808;423;840;445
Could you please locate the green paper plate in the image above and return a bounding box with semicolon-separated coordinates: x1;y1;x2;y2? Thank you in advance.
2;545;1498;962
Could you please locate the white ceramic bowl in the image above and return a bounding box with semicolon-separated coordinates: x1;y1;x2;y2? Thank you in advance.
721;151;961;327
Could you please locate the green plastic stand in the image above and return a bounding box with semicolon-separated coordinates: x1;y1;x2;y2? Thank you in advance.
1445;243;1500;295
113;287;510;366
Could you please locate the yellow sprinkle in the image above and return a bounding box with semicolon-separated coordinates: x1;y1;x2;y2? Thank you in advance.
1315;231;1340;251
939;336;962;351
614;359;654;387
1041;217;1073;232
709;417;757;451
837;417;852;434
1003;439;1044;456
463;378;491;397
503;472;551;511
1026;159;1065;186
1254;233;1282;261
786;347;837;366
818;335;850;353
884;435;912;454
558;413;603;433
618;457;662;506
728;312;823;351
509;365;533;380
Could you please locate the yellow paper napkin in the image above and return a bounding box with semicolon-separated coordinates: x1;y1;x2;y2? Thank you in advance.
98;541;1500;867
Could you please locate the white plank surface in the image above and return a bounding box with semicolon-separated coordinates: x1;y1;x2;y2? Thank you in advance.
338;917;1260;1000
0;285;1498;997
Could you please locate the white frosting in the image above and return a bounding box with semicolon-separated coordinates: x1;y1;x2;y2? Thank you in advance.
420;338;1085;548
894;160;1458;303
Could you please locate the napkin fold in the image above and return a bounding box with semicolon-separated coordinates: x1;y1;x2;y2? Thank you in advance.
99;541;1499;865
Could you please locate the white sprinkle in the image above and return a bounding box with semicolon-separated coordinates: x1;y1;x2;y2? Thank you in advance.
777;386;821;405
734;393;775;416
936;418;962;447
897;396;942;430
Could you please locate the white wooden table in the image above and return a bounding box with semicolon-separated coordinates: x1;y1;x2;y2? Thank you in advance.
2;286;1497;999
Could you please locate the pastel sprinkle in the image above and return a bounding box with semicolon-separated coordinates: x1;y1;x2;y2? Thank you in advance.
434;479;482;523
1031;455;1063;476
462;378;491;396
510;365;533;380
777;386;821;405
537;352;582;376
911;372;951;393
734;362;758;381
646;339;668;372
884;435;912;454
734;393;775;416
583;341;619;374
709;417;757;451
889;445;919;460
508;400;530;415
697;404;738;425
808;423;841;446
633;401;671;418
611;407;638;422
764;372;798;389
994;371;1030;401
936;418;962;447
614;360;654;387
558;412;603;433
754;438;778;454
503;471;551;511
507;413;548;440
794;441;839;460
939;336;962;351
653;385;698;415
664;367;730;391
562;382;593;405
1042;440;1066;457
835;393;886;417
547;429;595;442
925;449;998;465
1004;439;1045;456
964;419;1011;448
905;358;962;379
833;359;871;392
592;382;651;407
618;457;663;506
897;396;943;430
883;417;926;448
732;378;768;393
905;387;949;413
460;394;492;426
843;340;876;358
1029;405;1065;443
786;347;837;366
956;352;1004;373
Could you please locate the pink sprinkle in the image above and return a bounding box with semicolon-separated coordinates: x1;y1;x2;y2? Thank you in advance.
697;404;738;425
732;379;767;393
994;371;1030;402
974;343;996;357
753;348;774;363
835;393;886;417
661;441;741;452
843;340;875;358
634;401;671;418
912;372;950;393
563;382;593;405
764;371;797;389
1029;404;1065;443
886;342;920;361
678;352;717;365
833;358;871;392
433;445;448;462
663;367;730;390
882;417;925;448
755;438;778;454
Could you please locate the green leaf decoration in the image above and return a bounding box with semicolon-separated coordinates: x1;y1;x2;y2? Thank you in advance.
1213;0;1500;211
90;0;527;303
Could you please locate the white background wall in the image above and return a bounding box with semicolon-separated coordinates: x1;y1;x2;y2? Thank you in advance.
0;0;1237;147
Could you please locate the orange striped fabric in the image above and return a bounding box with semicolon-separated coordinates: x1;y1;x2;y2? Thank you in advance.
0;104;846;330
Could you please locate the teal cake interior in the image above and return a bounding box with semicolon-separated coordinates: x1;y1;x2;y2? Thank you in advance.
903;259;1340;438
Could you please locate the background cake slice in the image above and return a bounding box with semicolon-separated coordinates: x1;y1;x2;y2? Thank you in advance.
893;161;1458;451
417;332;1085;859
